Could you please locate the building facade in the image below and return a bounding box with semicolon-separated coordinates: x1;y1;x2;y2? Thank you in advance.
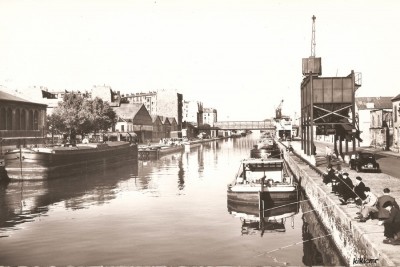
392;94;400;152
202;107;217;127
113;103;153;143
122;89;183;130
370;109;392;150
91;85;120;105
183;100;202;124
122;91;157;115
151;115;165;142
0;91;47;154
355;97;393;147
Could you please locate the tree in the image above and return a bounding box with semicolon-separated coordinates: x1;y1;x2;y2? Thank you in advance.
47;94;117;139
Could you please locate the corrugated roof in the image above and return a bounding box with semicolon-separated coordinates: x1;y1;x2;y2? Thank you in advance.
355;97;393;109
392;94;400;102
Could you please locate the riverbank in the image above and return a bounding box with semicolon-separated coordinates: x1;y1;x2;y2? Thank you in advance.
138;137;228;160
283;141;400;266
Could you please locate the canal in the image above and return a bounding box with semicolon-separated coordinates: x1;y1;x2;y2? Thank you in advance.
0;133;345;266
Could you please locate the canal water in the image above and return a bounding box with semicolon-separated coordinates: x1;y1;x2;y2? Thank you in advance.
0;133;345;266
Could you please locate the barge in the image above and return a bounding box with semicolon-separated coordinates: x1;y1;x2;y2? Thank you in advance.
4;141;138;180
227;158;298;206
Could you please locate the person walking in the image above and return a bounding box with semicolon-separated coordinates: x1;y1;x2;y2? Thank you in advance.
325;146;332;165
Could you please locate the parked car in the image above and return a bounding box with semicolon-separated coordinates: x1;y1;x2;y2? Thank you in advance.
349;152;380;173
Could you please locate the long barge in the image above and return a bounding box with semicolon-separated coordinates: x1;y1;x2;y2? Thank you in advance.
4;141;138;180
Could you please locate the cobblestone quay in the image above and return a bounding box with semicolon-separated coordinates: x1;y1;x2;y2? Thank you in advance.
283;142;400;266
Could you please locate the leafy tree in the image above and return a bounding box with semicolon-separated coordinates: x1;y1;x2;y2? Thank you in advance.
47;94;117;138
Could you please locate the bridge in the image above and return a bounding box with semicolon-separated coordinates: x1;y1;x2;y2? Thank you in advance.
213;121;276;130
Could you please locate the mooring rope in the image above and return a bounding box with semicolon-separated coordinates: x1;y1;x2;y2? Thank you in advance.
255;233;334;256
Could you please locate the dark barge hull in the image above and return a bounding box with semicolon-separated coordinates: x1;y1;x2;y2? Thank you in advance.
4;142;138;180
227;190;299;207
227;198;300;217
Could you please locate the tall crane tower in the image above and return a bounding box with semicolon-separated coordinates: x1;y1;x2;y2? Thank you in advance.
275;99;283;120
311;15;316;57
302;16;321;76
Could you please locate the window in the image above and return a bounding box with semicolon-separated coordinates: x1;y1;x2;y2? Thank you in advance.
34;110;39;130
27;110;34;130
15;109;20;130
21;109;26;130
0;107;5;130
6;107;12;130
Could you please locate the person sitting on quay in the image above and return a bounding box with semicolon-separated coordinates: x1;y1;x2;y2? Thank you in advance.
378;201;400;245
337;172;356;205
354;187;378;222
376;188;400;240
322;164;336;185
331;165;343;194
353;176;367;206
377;188;400;220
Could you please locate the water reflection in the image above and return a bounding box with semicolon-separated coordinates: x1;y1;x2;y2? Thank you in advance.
0;160;138;237
178;159;184;190
227;197;300;236
227;188;346;266
0;135;346;266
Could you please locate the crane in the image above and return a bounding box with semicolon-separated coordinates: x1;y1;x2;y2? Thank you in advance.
275;99;284;120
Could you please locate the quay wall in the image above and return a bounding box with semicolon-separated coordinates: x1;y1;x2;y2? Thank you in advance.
300;191;346;266
284;151;395;266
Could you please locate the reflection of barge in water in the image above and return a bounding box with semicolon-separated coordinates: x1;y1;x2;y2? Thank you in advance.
227;158;298;207
0;162;138;237
227;155;299;235
228;198;299;235
4;141;138;180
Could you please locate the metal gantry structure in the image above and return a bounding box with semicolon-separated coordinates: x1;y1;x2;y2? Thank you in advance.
301;15;362;158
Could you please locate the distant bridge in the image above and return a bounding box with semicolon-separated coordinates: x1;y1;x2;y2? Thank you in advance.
214;121;275;130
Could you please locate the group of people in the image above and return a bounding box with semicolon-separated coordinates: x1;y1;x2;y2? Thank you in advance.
322;164;400;245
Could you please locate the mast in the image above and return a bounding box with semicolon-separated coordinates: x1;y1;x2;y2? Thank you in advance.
311;15;316;57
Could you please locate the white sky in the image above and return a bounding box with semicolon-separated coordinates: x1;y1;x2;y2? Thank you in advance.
1;0;400;121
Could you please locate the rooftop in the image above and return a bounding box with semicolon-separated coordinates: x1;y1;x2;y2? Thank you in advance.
0;90;46;106
355;97;393;110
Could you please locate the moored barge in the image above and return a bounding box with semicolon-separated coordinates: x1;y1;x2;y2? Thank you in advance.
4;141;138;180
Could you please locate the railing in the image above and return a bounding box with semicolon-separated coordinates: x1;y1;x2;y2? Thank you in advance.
0;130;44;138
214;121;275;130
